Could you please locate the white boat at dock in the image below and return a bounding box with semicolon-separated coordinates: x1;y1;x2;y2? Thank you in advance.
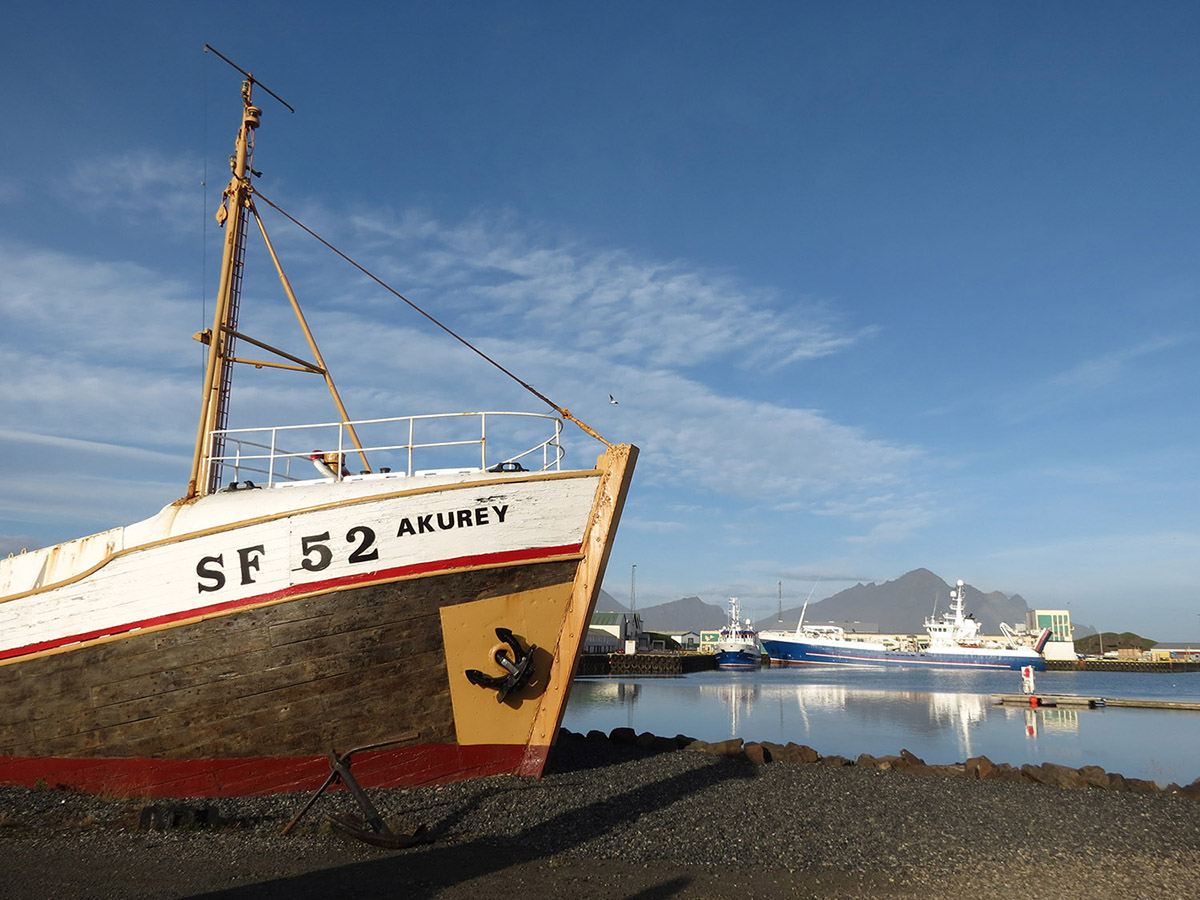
760;580;1051;671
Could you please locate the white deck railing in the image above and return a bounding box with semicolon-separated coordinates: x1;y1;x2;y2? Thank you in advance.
207;411;564;489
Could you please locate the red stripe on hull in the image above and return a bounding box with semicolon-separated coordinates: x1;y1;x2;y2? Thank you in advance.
0;742;537;798
1;542;581;663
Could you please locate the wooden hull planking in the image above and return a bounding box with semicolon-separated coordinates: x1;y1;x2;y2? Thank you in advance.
0;444;637;796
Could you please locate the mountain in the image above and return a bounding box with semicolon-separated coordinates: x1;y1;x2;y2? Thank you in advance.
593;588;628;614
594;589;725;633
600;569;1038;636
636;596;726;633
755;568;1030;634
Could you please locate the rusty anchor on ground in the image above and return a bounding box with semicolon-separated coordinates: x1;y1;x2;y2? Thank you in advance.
282;732;429;849
465;627;537;702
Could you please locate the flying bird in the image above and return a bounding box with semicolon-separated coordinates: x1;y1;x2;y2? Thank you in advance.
609;394;618;404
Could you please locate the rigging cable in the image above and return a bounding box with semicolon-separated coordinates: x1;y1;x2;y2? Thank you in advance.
252;189;612;448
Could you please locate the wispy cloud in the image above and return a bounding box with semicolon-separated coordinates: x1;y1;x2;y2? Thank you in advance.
2;184;932;549
999;334;1191;423
317;208;875;371
1046;335;1187;392
811;492;939;544
62;151;205;237
0;428;187;465
0;472;181;532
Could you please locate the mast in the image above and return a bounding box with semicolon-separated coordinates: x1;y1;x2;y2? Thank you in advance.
188;76;258;498
796;578;819;633
187;49;368;498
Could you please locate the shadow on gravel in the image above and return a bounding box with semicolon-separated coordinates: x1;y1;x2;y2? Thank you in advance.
187;754;759;900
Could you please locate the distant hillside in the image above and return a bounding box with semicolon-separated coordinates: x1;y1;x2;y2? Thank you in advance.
593;588;628;614
1075;632;1156;654
595;589;726;633
599;569;1051;637
637;596;726;633
755;568;1031;634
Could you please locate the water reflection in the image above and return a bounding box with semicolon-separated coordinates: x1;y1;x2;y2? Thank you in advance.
1039;707;1080;734
564;668;1200;785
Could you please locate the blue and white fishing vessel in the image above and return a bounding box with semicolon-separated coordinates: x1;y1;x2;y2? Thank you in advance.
759;580;1051;671
713;597;761;670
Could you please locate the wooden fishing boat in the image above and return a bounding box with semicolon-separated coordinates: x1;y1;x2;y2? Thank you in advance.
0;52;636;798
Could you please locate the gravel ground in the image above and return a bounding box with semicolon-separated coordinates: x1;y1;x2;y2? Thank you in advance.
2;734;1199;899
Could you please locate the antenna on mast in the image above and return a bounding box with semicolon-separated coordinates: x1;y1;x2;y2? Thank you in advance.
204;44;295;113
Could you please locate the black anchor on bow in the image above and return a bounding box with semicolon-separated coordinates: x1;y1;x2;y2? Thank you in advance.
465;627;537;702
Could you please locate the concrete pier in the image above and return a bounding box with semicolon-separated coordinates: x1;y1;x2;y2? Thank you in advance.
1046;658;1200;673
577;652;719;676
993;693;1200;711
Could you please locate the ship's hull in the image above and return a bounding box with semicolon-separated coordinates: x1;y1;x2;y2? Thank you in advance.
0;444;636;797
759;634;1045;671
713;643;761;670
713;649;761;670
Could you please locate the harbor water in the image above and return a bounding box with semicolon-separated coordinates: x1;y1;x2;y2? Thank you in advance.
563;666;1200;786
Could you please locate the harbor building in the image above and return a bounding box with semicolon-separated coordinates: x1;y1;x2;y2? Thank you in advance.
668;631;701;650
589;611;646;652
1150;642;1200;661
1026;609;1076;661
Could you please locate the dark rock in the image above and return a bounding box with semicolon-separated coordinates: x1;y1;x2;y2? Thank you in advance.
819;755;851;767
1078;765;1112;790
761;741;787;761
647;735;682;753
682;738;745;757
984;762;1026;782
634;731;659;749
926;764;965;777
1020;763;1052;785
1125;778;1162;794
787;743;820;764
744;742;767;765
1021;763;1090;790
965;755;994;779
1178;777;1200;800
893;754;935;776
710;738;745;757
609;727;637;744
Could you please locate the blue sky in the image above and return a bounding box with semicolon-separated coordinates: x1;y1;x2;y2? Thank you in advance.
2;2;1199;637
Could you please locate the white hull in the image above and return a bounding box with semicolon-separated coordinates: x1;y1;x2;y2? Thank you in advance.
1;470;598;664
760;630;1048;671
